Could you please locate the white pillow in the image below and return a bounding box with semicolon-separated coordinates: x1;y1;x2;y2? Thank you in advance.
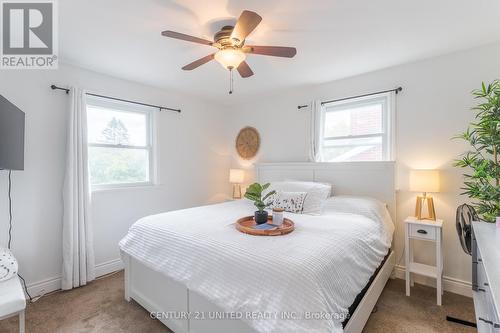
269;191;307;213
264;181;331;215
285;179;333;197
322;196;395;246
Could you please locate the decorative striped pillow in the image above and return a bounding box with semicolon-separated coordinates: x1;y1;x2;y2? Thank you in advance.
269;191;307;213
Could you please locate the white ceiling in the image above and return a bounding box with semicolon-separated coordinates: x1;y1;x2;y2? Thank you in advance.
60;0;500;103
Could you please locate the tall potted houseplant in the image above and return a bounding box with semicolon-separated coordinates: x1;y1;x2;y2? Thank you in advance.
454;80;500;222
244;183;276;224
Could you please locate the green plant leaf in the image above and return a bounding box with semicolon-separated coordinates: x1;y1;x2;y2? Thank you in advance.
262;190;276;202
244;182;274;212
453;80;500;222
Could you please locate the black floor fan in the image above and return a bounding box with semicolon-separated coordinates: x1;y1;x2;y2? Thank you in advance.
445;204;478;328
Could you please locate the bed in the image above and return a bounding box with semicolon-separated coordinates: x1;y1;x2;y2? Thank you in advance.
119;162;396;333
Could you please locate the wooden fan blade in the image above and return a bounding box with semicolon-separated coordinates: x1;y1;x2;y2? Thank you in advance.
230;10;262;44
243;45;296;58
237;61;254;78
182;54;215;70
161;30;213;46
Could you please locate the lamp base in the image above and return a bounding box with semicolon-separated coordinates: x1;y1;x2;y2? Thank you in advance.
415;195;436;220
232;184;242;199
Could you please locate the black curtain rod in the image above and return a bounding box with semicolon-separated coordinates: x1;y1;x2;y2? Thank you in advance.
50;85;181;113
297;87;403;110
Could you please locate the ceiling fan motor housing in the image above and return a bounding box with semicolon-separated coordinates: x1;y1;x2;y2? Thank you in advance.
214;26;240;48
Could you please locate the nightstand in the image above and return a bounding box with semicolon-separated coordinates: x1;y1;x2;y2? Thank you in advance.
404;216;443;305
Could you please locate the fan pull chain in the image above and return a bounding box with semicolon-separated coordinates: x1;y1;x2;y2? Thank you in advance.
229;67;234;94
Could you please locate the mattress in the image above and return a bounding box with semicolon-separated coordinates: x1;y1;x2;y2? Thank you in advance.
343;250;391;328
119;196;394;333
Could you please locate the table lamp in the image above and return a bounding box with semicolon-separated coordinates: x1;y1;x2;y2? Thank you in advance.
409;169;440;220
229;169;245;199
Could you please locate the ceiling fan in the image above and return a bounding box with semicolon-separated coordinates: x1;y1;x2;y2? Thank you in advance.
161;10;297;93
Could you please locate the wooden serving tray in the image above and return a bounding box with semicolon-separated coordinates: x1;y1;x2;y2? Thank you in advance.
235;216;295;236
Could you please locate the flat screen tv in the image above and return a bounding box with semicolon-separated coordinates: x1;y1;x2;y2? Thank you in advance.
0;95;25;170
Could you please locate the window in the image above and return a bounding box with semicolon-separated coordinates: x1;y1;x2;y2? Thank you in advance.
86;97;155;188
318;93;394;162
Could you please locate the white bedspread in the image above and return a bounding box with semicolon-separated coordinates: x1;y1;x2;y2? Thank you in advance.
119;196;394;333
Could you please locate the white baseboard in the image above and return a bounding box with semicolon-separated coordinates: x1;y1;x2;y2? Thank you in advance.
26;258;124;299
95;258;124;277
393;265;472;298
26;276;62;299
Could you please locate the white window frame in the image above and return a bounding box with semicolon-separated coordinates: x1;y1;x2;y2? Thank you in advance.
86;96;157;190
319;92;395;162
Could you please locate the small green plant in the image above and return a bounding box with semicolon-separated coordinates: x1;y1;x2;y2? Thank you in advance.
453;80;500;222
244;183;276;212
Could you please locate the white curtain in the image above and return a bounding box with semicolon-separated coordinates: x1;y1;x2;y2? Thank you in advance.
308;100;324;162
62;87;95;290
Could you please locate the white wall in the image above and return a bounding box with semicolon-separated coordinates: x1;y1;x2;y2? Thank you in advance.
1;42;497;298
226;42;500;294
0;63;230;294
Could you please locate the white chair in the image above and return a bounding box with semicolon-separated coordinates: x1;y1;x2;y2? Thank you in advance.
0;276;26;333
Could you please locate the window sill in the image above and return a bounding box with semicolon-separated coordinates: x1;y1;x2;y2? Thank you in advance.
91;183;162;194
319;159;395;163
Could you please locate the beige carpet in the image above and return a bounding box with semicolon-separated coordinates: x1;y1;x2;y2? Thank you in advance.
0;271;476;333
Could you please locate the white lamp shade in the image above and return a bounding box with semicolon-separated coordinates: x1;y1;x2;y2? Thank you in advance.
409;170;440;193
229;169;245;184
214;49;246;69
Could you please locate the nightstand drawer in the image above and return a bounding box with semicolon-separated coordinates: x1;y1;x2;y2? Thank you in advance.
405;217;443;305
409;224;436;240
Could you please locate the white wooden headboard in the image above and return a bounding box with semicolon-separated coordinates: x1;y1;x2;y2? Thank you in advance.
255;162;396;220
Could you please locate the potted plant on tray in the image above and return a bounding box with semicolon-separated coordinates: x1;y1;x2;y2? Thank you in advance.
454;80;500;223
244;183;276;224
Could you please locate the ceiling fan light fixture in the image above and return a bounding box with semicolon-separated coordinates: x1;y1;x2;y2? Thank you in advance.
162;10;296;86
214;48;246;70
